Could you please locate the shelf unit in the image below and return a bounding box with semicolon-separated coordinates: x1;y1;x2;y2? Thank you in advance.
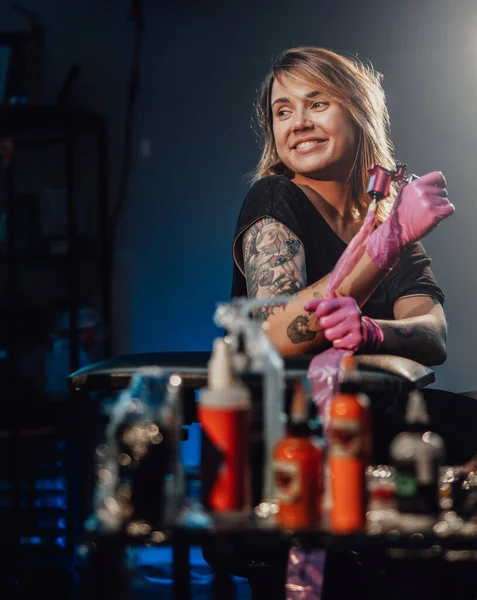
0;105;111;590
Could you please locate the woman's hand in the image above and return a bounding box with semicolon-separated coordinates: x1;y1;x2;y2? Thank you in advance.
367;171;455;271
395;171;453;244
304;296;384;352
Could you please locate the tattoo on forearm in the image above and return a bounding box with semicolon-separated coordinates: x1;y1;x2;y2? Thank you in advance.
310;276;329;297
252;301;286;321
287;313;323;344
243;218;306;321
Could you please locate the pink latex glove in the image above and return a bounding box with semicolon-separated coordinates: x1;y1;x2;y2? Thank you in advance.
367;171;454;271
304;297;384;353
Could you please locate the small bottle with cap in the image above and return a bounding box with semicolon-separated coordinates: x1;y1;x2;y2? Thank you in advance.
273;379;323;529
390;389;445;531
198;337;252;514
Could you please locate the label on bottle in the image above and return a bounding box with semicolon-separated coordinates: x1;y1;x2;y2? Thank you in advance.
328;418;362;458
199;406;250;512
394;460;439;515
273;460;300;503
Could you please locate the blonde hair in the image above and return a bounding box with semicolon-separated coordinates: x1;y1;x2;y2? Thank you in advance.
251;46;397;222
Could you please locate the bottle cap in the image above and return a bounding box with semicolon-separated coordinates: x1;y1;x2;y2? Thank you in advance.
287;378;322;437
339;353;361;393
405;390;429;426
341;354;357;371
290;380;308;424
207;337;235;390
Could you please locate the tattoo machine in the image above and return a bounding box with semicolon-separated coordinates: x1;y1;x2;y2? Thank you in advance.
367;161;413;202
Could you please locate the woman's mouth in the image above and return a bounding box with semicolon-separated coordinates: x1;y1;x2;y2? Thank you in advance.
293;139;328;153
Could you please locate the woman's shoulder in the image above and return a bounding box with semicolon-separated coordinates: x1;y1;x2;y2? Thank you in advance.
236;175;284;233
246;173;291;195
233;175;304;274
243;174;299;210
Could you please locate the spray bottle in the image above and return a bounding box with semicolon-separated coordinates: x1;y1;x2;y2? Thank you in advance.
198;337;252;514
328;355;372;533
390;389;445;530
213;297;287;507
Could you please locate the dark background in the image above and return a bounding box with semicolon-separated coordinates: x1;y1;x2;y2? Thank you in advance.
1;0;474;393
0;1;476;597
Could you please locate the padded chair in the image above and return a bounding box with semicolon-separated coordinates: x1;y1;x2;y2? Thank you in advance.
68;350;477;464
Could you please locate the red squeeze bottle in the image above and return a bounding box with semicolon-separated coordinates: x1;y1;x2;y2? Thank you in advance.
198;338;251;514
328;355;372;533
273;381;323;529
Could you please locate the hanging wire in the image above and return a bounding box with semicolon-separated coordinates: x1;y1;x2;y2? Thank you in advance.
107;0;145;301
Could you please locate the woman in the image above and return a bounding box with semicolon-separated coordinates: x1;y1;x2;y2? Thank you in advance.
231;46;453;366
224;46;455;600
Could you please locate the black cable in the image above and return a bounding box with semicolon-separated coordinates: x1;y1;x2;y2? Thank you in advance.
107;0;145;292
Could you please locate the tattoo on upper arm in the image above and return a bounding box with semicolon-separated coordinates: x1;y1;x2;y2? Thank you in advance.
242;218;306;321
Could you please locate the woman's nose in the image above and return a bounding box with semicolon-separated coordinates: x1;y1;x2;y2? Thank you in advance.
291;112;313;131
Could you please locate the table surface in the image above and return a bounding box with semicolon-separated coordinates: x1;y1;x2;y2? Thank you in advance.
82;510;477;600
85;511;477;556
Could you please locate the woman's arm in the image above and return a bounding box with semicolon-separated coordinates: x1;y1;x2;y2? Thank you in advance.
243;219;448;363
374;295;448;366
243;217;387;356
242;171;453;358
310;294;448;366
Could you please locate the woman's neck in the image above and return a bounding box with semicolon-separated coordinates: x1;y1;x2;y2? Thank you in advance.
292;173;355;220
291;174;362;244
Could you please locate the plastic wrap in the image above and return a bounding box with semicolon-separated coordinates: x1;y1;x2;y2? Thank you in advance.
307;347;352;429
309;193;379;428
285;547;326;600
301;167;400;600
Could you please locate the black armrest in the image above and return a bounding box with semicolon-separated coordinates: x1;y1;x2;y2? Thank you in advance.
68;351;434;394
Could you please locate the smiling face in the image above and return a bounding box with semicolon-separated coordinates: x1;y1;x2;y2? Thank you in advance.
271;75;358;181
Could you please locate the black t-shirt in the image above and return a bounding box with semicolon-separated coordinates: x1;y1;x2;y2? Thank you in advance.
230;175;445;320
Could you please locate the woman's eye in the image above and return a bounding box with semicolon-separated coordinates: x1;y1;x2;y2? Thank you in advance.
313;101;328;109
277;108;291;117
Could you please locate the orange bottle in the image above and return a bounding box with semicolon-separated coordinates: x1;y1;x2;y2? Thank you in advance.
328;355;372;533
198;338;251;514
273;380;323;529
